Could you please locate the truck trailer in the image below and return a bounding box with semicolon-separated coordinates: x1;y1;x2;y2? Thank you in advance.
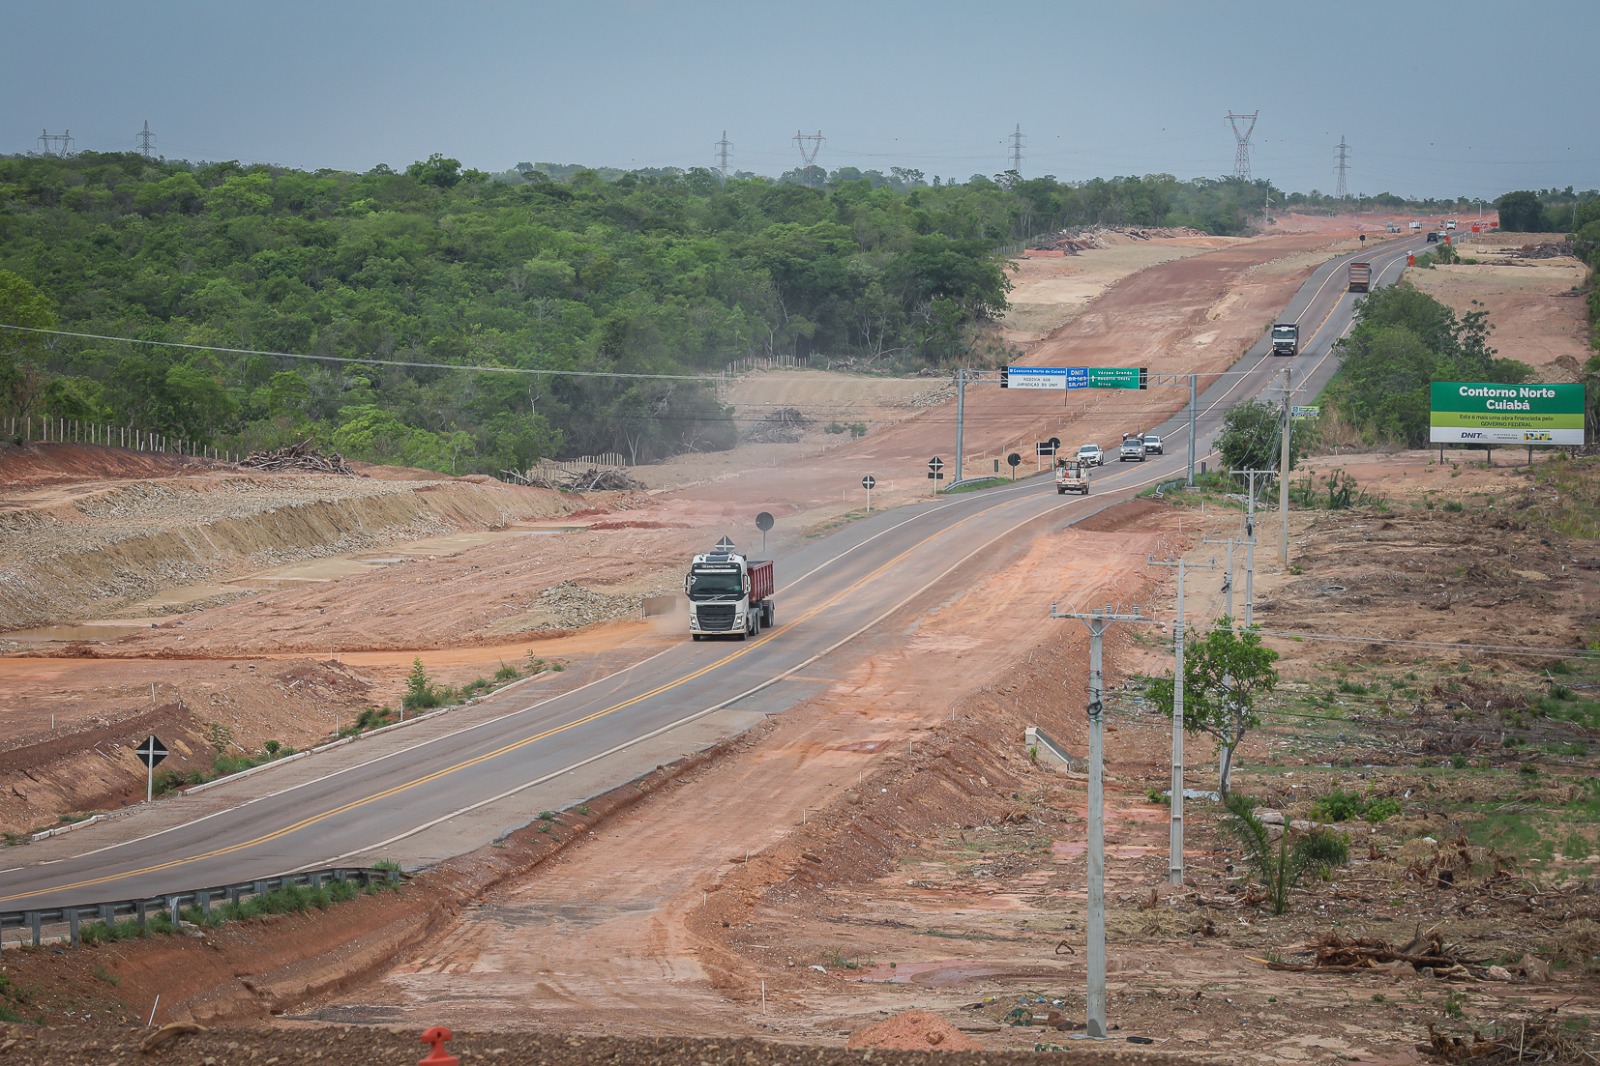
1270;322;1299;356
1347;261;1372;293
686;545;774;641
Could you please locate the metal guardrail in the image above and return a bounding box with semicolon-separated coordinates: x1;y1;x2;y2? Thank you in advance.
0;866;399;951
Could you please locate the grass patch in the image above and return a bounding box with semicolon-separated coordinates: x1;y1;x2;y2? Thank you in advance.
943;477;1008;495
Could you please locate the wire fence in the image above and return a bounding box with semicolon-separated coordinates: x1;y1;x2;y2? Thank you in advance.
3;416;237;462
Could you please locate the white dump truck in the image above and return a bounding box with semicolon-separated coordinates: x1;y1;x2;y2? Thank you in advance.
685;544;775;641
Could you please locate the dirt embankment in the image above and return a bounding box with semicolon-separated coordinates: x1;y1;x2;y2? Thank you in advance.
0;446;584;631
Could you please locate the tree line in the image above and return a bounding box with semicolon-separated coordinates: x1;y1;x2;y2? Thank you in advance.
0;149;1558;476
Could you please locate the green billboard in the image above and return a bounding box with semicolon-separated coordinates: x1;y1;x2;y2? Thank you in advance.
1429;382;1585;446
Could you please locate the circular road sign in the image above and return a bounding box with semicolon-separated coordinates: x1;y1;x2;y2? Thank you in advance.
1007;452;1021;468
755;511;774;532
861;475;876;490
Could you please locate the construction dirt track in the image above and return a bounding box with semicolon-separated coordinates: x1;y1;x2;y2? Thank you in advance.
2;216;1598;1066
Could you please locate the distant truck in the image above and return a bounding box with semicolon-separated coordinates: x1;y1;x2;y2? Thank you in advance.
1270;322;1300;356
1347;261;1372;293
685;544;774;641
1055;458;1089;495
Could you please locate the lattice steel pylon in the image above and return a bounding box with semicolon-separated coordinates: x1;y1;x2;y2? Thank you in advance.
38;129;74;157
1334;134;1350;199
138;120;156;159
1009;124;1024;174
793;129;825;186
715;130;732;178
1225;110;1258;180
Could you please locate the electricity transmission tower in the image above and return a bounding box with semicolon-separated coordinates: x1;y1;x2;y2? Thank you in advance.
793;130;824;185
1334;135;1350;199
1009;124;1024;174
1225;111;1258;180
138;120;157;159
38;129;74;157
714;130;732;179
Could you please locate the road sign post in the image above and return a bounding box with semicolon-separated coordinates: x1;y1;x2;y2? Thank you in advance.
136;734;169;802
861;475;876;511
926;458;943;495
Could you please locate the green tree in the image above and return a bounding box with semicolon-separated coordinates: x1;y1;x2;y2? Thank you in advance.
1495;190;1544;231
1216;399;1304;473
406;154;464;189
1146;618;1279;797
0;270;59;418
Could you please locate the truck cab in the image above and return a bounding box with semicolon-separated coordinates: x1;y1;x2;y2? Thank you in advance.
1270;322;1299;357
686;547;775;640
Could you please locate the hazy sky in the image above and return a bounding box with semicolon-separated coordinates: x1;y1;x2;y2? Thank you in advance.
6;0;1595;200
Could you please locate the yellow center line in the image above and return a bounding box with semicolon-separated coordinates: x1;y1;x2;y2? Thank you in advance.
4;496;1013;904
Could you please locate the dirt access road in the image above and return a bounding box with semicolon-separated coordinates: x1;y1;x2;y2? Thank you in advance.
2;216;1596;1066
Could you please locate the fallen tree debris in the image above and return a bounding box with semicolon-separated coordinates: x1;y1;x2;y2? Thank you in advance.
1262;927;1489;979
1420;1009;1596;1064
237;439;357;475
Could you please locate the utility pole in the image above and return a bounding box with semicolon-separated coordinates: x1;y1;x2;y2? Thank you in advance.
1148;557;1215;885
1232;470;1273;627
1187;373;1197;486
714;130;732;179
138;120;156;159
1009;124;1024;175
1278;366;1293;567
1049;602;1154;1039
1225;111;1258;181
1203;534;1238;620
954;368;966;484
1334;135;1350;199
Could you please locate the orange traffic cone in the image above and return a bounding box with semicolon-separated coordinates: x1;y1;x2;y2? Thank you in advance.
1407;252;1415;266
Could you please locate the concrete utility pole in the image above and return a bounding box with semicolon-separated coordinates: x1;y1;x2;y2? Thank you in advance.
1278;366;1293;568
1232;470;1273;628
1203;534;1238;620
954;369;967;484
1149;556;1215;885
1049;602;1154;1038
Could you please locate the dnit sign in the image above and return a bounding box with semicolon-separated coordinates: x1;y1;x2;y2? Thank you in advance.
1429;382;1585;445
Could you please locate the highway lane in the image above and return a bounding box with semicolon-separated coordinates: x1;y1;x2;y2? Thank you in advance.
0;234;1431;912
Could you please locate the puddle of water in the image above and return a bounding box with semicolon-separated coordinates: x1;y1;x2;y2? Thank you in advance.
4;618;179;644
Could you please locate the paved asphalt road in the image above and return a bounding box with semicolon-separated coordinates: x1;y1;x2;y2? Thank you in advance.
0;235;1429;915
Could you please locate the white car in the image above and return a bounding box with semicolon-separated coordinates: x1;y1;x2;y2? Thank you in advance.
1142;434;1163;455
1076;444;1103;467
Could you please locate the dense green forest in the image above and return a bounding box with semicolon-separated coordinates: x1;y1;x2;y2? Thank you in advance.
0;150;1590;475
1496;189;1600;435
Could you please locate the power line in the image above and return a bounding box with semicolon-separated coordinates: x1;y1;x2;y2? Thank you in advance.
0;325;715;383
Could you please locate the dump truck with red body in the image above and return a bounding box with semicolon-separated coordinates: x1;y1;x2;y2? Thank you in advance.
686;545;775;641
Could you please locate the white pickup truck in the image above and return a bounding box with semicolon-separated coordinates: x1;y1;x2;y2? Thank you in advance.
1118;435;1146;462
1055;459;1089;495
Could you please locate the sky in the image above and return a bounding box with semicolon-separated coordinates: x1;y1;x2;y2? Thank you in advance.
4;0;1595;202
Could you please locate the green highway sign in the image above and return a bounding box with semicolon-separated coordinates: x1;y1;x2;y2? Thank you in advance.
1429;382;1585;446
1086;367;1141;389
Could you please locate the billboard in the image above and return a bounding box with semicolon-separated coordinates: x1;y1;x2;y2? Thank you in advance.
1429;382;1585;446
